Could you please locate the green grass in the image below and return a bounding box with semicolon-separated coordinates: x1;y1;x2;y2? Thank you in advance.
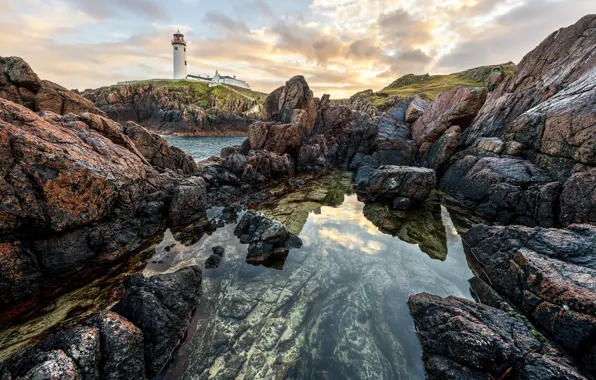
375;73;484;101
102;79;264;111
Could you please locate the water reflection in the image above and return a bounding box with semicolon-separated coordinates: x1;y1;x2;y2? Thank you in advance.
157;193;474;380
362;192;448;260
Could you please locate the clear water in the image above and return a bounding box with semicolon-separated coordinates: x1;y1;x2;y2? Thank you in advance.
162;135;247;162
148;190;475;379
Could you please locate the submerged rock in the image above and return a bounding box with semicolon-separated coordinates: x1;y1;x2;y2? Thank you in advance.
233;211;302;264
356;165;436;204
408;293;586;380
111;266;202;377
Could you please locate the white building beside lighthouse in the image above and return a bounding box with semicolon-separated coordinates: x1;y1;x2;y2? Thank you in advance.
172;30;187;79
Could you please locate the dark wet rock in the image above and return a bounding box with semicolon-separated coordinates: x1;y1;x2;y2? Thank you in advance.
463;224;596;376
172;217;217;246
6;327;100;380
412;86;486;153
462;224;596;269
86;311;146;380
241;150;294;186
233;211;302;264
199;164;240;187
111;266;202;377
217;204;242;226
356;165;436;204
392;197;411;211
469;276;514;312
205;246;225;269
220;145;241;158
421;126;461;171
373;101;417;166
560;168;596;226
408;293;587;380
19;350;82;380
363;193;447;260
0;97;207;304
205;253;223;269
123;122;198;174
404;95;430;123
441;156;561;227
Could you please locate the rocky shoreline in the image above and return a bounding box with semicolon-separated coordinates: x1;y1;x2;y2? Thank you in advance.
0;14;595;380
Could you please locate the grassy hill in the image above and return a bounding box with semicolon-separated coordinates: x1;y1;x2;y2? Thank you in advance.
98;79;265;111
356;62;516;109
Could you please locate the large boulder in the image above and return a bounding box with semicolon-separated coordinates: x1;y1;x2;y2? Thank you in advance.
86;311;146;380
404;94;430;123
408;293;587;380
0;96;206;304
123;121;198;174
560;168;596;226
412;86;486;153
5;326;101;380
441;156;561;227
112;266;202;377
0;56;104;116
373;100;418;166
356;165;436;204
241;150;294;186
463;224;596;376
262;75;317;133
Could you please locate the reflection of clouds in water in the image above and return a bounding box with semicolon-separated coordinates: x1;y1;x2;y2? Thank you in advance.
312;195;382;237
311;195;388;255
318;227;385;255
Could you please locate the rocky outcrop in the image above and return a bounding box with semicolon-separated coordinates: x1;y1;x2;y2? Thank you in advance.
123;121;198;174
408;293;587;380
441;156;561;227
4;265;203;380
0;61;208;304
233;211;303;264
346;89;376;117
82;81;261;136
463;16;596;147
112;266;202;377
86;311;146;380
456;62;515;91
404;95;429;123
411;86;486;153
262;75;317;132
356;165;436;205
463;224;596;377
0;56;104;116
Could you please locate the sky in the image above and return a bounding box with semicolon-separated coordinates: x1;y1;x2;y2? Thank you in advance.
0;0;592;98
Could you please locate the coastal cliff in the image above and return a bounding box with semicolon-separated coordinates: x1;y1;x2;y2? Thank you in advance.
81;80;265;136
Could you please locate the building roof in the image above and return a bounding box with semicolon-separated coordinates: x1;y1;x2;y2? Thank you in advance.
174;30;184;36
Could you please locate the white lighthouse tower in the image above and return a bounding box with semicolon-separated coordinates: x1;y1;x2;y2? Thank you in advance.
172;30;187;79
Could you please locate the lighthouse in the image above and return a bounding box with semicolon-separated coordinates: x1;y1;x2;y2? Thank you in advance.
172;30;187;79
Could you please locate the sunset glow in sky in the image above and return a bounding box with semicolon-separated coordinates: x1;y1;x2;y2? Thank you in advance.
0;0;592;97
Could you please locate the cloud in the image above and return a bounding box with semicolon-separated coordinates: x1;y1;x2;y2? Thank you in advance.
0;0;593;98
203;11;250;35
62;0;169;20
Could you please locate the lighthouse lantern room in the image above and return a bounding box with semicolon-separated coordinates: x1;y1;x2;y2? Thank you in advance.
172;30;187;80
